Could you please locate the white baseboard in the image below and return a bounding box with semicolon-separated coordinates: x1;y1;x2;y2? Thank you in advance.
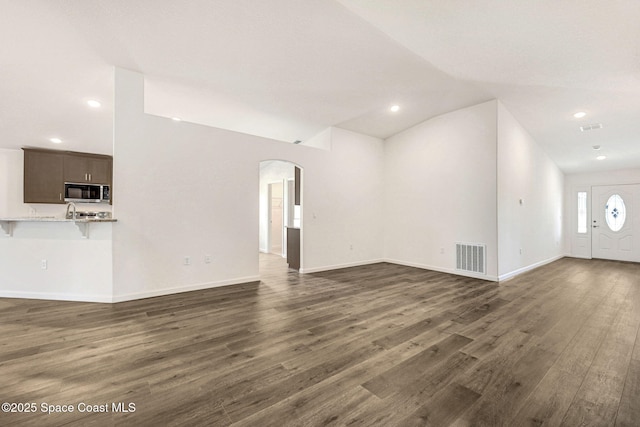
111;275;261;303
0;290;113;303
383;258;499;282
566;255;591;260
0;275;261;303
497;254;565;281
0;255;570;304
300;259;386;274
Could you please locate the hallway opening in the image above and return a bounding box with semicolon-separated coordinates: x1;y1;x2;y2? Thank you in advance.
259;160;302;272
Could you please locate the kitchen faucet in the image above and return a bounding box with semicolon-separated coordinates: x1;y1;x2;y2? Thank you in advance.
66;202;77;220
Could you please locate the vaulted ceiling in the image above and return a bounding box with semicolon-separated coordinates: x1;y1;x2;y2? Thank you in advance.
1;0;639;174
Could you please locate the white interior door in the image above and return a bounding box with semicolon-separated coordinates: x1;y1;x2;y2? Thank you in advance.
591;184;640;262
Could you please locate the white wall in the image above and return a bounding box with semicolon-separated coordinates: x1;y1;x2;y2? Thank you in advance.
497;102;565;280
383;100;499;279
112;69;385;301
0;148;113;301
565;168;640;258
0;149;27;218
1;71;577;303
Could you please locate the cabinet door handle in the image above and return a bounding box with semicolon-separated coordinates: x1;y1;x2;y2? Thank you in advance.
59;193;62;201
89;173;92;181
84;173;88;181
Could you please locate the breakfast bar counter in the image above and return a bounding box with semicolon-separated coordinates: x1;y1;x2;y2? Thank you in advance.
0;216;117;238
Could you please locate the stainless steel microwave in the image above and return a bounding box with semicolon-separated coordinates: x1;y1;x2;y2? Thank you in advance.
64;182;110;203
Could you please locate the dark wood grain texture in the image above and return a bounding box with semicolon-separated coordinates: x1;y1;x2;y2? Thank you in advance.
0;255;638;426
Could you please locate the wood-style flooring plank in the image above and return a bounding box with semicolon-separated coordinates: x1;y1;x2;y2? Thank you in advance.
362;333;472;398
560;266;640;427
230;329;453;427
616;359;640;427
0;255;638;426
513;277;633;426
400;383;481;427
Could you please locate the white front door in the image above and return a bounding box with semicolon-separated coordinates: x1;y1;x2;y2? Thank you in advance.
591;184;640;262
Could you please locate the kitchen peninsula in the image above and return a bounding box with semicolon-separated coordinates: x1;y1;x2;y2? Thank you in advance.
0;210;116;302
0;147;116;302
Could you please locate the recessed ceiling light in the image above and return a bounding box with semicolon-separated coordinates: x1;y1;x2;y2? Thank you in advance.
596;155;606;160
390;105;400;113
87;100;101;108
172;117;182;122
573;111;586;119
49;137;62;144
592;145;601;150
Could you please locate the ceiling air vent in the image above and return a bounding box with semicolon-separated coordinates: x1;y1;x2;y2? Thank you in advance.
293;140;302;144
580;123;603;132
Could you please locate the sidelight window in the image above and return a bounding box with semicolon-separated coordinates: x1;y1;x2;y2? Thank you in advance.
577;192;587;234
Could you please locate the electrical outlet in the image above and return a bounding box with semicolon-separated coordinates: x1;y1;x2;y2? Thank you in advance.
204;255;212;264
519;248;523;255
41;259;47;270
440;248;445;254
349;244;353;250
184;256;191;266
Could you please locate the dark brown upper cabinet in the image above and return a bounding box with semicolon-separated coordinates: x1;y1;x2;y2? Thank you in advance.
23;149;65;204
63;153;112;184
23;148;113;204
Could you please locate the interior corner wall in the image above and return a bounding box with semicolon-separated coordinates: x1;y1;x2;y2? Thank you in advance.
112;69;385;301
497;101;565;280
383;100;499;280
302;127;332;151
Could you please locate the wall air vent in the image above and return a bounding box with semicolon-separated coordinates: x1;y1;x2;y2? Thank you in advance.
580;123;603;132
456;243;486;275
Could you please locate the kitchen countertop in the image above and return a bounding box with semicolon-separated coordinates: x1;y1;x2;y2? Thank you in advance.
0;217;117;222
0;216;117;238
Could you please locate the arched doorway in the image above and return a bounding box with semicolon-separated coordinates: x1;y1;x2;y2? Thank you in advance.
259;160;302;271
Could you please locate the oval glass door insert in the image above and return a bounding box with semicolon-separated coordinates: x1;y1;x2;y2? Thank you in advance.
605;194;626;232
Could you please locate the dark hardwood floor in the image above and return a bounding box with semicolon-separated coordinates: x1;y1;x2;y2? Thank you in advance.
0;255;639;426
